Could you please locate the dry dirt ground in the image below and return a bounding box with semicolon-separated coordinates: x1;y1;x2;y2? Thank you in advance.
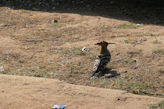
0;74;163;109
0;6;164;104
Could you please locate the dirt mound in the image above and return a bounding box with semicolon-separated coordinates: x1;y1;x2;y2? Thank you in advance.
0;74;163;109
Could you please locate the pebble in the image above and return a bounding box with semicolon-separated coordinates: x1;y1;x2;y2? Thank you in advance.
54;19;58;23
0;66;4;72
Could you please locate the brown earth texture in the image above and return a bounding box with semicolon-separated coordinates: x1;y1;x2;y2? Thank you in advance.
0;3;164;109
0;74;163;109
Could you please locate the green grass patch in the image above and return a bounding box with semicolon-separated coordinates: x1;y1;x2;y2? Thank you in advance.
124;40;129;43
33;69;57;77
51;23;61;28
152;37;161;44
60;47;86;56
150;101;164;109
91;78;151;94
99;25;106;32
91;78;112;88
152;49;164;55
53;32;63;39
116;80;151;95
69;64;83;75
67;37;85;42
142;37;147;41
116;23;137;29
20;67;57;77
127;82;150;94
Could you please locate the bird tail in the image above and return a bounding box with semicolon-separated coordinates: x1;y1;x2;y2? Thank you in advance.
90;71;96;77
90;69;99;77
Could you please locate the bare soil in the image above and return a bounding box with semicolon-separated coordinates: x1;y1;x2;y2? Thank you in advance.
0;6;164;101
0;74;163;109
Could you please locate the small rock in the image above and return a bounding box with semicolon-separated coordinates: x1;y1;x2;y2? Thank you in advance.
32;8;39;11
117;98;120;101
0;23;4;27
136;24;143;26
124;70;128;73
159;69;164;74
54;19;58;23
0;66;4;72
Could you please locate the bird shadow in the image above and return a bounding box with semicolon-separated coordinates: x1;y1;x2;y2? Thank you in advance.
98;68;120;78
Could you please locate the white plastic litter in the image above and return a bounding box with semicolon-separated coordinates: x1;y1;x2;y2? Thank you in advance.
82;47;86;52
52;105;66;109
0;66;4;72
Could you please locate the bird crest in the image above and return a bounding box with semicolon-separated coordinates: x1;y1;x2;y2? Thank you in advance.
95;41;115;46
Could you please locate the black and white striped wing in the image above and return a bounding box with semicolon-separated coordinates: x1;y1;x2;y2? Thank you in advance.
90;56;109;77
90;57;101;77
93;58;101;72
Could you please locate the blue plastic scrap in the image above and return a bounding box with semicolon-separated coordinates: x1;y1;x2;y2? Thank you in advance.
52;105;66;109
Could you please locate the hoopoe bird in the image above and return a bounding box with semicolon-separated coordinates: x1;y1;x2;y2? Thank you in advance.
90;41;115;77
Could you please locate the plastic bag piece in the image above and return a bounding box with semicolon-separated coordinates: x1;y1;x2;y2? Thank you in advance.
52;105;66;109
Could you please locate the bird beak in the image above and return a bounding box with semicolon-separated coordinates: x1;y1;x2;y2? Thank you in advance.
95;43;100;45
108;43;115;44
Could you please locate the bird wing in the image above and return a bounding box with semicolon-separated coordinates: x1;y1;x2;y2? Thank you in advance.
90;56;109;77
92;57;101;72
98;56;109;70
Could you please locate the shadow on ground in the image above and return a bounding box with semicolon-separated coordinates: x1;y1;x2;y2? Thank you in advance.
1;0;164;26
98;68;120;78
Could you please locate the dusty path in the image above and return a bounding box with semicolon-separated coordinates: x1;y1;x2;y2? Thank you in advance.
0;74;163;109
